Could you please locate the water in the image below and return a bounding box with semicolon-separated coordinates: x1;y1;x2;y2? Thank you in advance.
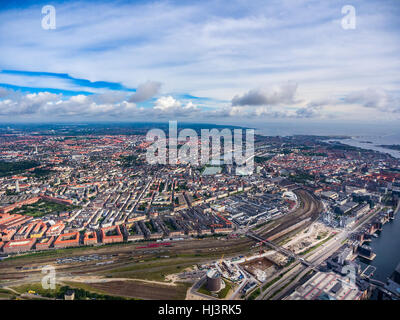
252;121;400;137
357;214;400;283
253;122;400;159
337;133;400;159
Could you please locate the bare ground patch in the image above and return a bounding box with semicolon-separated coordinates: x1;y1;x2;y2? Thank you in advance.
88;280;190;300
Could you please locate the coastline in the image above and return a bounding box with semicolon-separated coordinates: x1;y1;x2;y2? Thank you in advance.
334;138;400;159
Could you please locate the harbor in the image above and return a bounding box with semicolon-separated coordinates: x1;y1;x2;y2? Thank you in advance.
356;202;400;284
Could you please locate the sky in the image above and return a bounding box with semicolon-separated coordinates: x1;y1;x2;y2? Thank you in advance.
0;0;399;128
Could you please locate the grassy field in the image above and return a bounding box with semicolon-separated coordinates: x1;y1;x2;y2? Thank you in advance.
58;281;110;295
106;256;205;281
298;234;335;256
104;251;245;281
0;160;39;177
0;288;16;299
197;283;213;296
11;282;130;300
11;282;62;296
10;199;79;217
262;274;283;291
9;275;191;300
217;279;233;299
247;288;261;300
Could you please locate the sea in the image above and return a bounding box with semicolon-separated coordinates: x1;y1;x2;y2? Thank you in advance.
254;121;400;159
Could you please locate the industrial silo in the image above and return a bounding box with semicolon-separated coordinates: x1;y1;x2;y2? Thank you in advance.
206;269;222;292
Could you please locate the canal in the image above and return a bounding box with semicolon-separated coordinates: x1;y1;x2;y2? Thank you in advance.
357;212;400;283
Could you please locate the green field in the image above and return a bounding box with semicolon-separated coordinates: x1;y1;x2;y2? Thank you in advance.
11;282;128;300
247;288;261;300
298;234;335;256
0;160;39;177
10;199;78;217
217;279;233;299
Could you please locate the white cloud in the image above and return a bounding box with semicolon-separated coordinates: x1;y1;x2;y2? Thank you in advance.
0;90;199;120
0;0;399;122
344;88;400;113
153;96;198;118
0;90;138;118
0;0;398;114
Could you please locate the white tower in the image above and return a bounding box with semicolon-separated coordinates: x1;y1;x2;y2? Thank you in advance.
15;179;20;193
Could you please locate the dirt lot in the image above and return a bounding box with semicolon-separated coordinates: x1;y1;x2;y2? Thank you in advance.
284;222;334;254
87;280;190;300
240;257;275;272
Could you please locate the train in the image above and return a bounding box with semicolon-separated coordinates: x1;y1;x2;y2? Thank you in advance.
136;242;173;249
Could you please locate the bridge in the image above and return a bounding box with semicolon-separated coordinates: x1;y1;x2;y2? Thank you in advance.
366;278;400;300
246;231;317;269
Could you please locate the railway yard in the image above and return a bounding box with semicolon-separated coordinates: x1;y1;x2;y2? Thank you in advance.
1;131;399;301
0;189;322;300
1;187;394;301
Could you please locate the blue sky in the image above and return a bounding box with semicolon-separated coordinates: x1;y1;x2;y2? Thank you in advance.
0;69;137;95
0;0;399;123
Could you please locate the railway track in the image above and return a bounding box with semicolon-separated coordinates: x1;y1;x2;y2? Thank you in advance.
0;189;323;282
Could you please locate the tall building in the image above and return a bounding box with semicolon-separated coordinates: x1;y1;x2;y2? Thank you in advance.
15;180;20;193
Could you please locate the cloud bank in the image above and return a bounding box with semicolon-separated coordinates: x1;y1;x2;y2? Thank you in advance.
232;82;299;106
0;0;399;122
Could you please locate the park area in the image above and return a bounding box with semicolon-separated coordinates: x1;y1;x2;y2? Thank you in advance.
10;199;77;217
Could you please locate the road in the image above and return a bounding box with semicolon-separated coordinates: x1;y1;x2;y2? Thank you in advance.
258;205;384;300
0;188;323;300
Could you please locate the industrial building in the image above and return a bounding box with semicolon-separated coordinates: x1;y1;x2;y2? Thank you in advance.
206;269;222;292
286;271;367;300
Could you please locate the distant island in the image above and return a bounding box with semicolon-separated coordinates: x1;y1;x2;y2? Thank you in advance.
379;144;400;151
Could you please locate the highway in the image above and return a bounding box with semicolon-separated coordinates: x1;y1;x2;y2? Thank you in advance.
256;205;384;300
246;232;315;268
